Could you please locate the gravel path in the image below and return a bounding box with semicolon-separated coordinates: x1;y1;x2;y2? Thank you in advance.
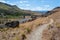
26;19;53;40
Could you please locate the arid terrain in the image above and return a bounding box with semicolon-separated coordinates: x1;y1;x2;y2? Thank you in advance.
0;2;60;40
0;7;60;40
41;7;60;40
0;17;49;40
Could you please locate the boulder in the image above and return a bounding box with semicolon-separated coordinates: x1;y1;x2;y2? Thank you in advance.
5;21;19;28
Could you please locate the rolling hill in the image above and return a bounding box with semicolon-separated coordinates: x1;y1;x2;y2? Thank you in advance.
42;7;60;40
0;2;41;18
48;7;60;21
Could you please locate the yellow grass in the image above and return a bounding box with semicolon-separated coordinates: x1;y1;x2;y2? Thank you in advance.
0;17;50;40
20;17;49;30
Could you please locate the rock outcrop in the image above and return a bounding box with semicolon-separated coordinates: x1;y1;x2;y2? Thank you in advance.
5;21;19;28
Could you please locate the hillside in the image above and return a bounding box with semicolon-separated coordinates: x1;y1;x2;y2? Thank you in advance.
0;2;23;17
41;7;60;40
20;7;60;40
47;7;60;23
0;17;50;40
0;2;41;18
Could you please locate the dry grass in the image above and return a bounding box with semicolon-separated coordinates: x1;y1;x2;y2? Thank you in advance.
41;8;60;40
20;17;49;31
0;17;50;40
42;24;60;40
55;23;60;28
48;10;60;24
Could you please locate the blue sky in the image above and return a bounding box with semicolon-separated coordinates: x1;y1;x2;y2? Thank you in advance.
0;0;60;11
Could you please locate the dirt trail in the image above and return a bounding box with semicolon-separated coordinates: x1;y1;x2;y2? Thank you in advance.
26;19;54;40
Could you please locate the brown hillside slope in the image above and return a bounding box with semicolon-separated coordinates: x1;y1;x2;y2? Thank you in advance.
42;7;60;40
20;17;49;31
48;7;60;24
0;17;49;40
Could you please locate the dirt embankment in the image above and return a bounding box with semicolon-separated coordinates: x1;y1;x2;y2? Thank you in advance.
20;17;50;31
42;24;60;40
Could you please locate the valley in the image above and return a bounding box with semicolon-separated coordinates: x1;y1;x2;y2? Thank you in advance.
0;1;60;40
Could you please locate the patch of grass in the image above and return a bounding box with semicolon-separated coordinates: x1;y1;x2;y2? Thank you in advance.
0;28;8;32
25;28;31;34
56;23;60;28
21;33;26;40
13;36;20;40
48;24;54;30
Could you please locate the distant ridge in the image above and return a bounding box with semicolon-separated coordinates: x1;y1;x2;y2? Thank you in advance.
0;2;42;18
42;7;60;17
53;7;60;10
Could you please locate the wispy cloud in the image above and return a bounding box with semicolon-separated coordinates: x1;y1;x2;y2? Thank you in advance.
44;5;50;7
0;0;6;3
19;0;30;7
31;6;51;11
40;0;48;2
26;4;30;6
20;1;28;4
19;0;52;11
0;0;58;11
31;8;51;11
20;4;51;11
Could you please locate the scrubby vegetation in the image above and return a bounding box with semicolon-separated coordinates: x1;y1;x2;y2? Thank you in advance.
0;1;60;40
42;24;60;40
0;17;49;40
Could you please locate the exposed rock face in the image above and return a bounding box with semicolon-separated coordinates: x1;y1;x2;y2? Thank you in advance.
42;25;60;40
5;21;19;28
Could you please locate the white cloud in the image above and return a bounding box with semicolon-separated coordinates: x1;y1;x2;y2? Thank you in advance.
19;0;30;7
26;4;30;6
20;6;51;11
0;0;6;3
0;0;51;11
31;7;51;11
20;1;28;4
20;1;23;3
19;1;30;7
44;5;50;7
20;7;30;10
23;1;28;3
30;5;51;11
6;1;10;3
8;3;16;5
31;7;42;11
